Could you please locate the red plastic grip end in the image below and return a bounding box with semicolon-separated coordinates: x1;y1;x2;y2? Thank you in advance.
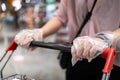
6;39;18;52
102;48;116;73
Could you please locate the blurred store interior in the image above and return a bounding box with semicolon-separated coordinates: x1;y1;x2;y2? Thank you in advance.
0;0;69;80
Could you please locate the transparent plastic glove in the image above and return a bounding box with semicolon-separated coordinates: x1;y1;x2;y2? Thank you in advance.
15;29;43;49
71;32;115;66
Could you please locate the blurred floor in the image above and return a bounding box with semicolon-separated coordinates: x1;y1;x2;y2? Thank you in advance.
0;35;65;80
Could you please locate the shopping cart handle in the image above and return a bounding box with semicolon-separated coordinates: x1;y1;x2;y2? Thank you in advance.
6;40;116;73
6;40;18;52
30;41;72;52
6;40;116;74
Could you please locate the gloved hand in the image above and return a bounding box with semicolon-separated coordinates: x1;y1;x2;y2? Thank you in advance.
15;29;43;49
71;32;116;65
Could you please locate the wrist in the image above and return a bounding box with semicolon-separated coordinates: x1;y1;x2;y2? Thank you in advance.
32;28;43;41
96;32;116;47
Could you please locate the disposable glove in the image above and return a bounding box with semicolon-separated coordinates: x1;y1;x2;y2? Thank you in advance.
15;29;43;49
71;32;116;65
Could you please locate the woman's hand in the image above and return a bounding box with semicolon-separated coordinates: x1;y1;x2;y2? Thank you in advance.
71;32;115;65
15;29;43;49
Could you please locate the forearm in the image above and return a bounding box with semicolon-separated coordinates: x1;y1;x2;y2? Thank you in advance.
112;28;120;53
113;28;120;38
41;16;63;38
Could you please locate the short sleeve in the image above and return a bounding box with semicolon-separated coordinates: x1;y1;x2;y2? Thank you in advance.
54;0;68;25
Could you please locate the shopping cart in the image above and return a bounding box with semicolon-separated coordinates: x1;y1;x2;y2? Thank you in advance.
0;40;34;80
0;40;116;80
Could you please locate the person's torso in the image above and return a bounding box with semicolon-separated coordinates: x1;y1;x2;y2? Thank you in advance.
66;0;120;42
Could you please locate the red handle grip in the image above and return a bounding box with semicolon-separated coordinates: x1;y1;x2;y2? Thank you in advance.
102;48;116;73
6;39;18;52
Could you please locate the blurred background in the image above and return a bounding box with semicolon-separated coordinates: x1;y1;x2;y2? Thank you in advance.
0;0;69;80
